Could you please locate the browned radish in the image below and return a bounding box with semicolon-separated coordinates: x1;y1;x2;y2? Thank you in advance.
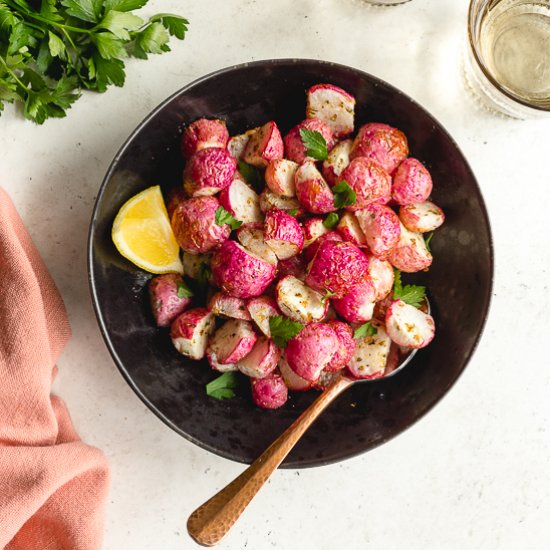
208;292;252;321
246;296;280;337
264;208;304;260
251;372;288;409
207;319;257;364
306;84;355;138
243;121;284;168
237;336;280;378
385;299;435;348
275;275;328;324
347;321;391;379
265;159;299;197
171;308;215;360
219;173;262;224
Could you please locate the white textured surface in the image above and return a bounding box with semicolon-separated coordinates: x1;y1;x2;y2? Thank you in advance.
1;0;550;549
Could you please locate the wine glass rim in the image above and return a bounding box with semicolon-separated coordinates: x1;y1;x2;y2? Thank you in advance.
467;0;550;113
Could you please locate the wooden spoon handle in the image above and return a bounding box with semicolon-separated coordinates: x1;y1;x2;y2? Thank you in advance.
187;375;354;546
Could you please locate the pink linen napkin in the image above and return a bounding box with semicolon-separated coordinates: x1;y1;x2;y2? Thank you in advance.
0;188;110;549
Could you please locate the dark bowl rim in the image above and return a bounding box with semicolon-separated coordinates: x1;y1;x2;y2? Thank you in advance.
87;58;494;469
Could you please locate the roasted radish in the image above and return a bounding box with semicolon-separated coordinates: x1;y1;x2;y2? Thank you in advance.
388;223;433;273
236;223;278;266
243;121;284;168
149;273;192;327
325;320;356;372
367;256;395;301
246;296;280;337
237;336;280;378
211;240;277;298
399;201;445;233
278;355;312;391
306;84;355;138
284;118;335;164
259;190;304;217
347;321;391;379
385;299;435;348
208;292;252;321
295;160;336;215
183;147;236;197
251;372;288;409
206;319;257;364
322;139;352;186
356;203;401;259
219;173;262;224
171;196;230;254
171;308;215;360
392;158;433;206
264;208;304;259
337;211;368;248
181;118;229;159
276;275;328;324
303;217;330;248
265;159;299;196
332;280;376;324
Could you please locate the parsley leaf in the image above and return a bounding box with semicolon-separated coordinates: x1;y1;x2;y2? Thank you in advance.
96;10;143;40
332;180;356;209
269;315;304;348
354;322;378;339
150;13;189;39
104;0;148;11
177;280;193;299
287;209;298;217
238;160;263;190
48;31;66;59
215;206;242;230
206;372;239;400
392;268;426;308
60;0;103;23
299;128;328;161
323;212;339;229
320;289;337;304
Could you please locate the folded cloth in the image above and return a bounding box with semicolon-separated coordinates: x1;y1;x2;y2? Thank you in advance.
0;188;110;549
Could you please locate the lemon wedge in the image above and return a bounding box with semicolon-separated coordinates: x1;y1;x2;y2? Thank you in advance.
112;185;183;274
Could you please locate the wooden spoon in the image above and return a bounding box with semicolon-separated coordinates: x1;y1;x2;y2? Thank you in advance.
187;346;419;546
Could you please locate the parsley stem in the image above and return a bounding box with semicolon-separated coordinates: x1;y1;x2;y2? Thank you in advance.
5;0;92;34
0;55;27;92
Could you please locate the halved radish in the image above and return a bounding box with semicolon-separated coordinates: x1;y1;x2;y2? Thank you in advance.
285;322;339;382
237;336;280;378
276;275;328;324
283;118;335;164
170;308;215;360
243;121;284;168
219;173;262;224
265;159;299;196
251;372;288;409
350;122;409;176
306;84;355;138
337;211;368;248
227;127;258;160
399;201;445;233
206;350;238;373
325;320;356;372
295;160;336;214
181;118;229;159
246;295;280;337
303;217;330;248
388;223;433;273
303;230;343;262
337;157;391;211
322;139;352;185
347;321;391;379
206;319;257;364
367;256;395;301
149;273;192;327
392;158;433;205
305;240;369;298
332;280;376;324
264;208;304;260
183;147;236;197
208;292;252;321
355;203;401;259
211;240;276;298
311;370;340;391
236;223;278;266
259;190;304;217
385;299;435;349
278;354;312;391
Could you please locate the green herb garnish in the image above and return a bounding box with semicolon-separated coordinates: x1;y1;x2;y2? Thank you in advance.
0;0;188;123
320;289;337;304
323;212;339;229
332;180;356;209
197;263;211;288
269;315;304;348
392;268;426;308
206;372;238;400
354;322;378;339
215;206;242;230
287;209;298;217
299;128;328;161
176;280;193;299
238;160;263;190
424;232;434;252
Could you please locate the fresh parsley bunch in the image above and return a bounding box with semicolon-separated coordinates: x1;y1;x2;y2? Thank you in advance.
0;0;188;123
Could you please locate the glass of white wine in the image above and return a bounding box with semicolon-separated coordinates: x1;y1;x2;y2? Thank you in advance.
465;0;550;118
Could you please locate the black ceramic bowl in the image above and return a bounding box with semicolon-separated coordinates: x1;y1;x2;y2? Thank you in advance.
88;59;493;467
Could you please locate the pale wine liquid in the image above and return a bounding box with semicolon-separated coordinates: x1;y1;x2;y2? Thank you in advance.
478;1;550;105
